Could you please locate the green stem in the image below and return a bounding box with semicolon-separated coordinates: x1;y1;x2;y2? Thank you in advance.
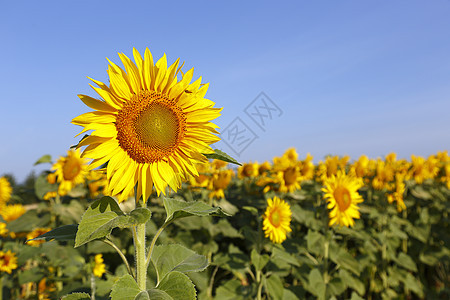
256;278;263;300
134;223;147;291
90;274;96;300
102;239;134;278
207;266;219;299
145;222;169;269
0;276;3;300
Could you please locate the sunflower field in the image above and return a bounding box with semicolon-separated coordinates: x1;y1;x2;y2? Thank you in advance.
1;49;449;300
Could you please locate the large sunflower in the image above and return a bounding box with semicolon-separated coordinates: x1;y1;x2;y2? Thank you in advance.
72;48;221;202
322;170;364;227
262;196;292;244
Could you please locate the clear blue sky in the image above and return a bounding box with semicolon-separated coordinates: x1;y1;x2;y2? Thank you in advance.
1;0;450;182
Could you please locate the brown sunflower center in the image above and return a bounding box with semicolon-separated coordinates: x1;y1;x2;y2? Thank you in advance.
283;167;297;185
334;186;351;212
63;159;81;181
115;91;186;164
270;209;281;227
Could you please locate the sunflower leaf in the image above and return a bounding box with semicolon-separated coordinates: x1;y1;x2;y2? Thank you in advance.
34;154;52;165
26;224;78;243
203;149;241;165
75;197;151;247
151;244;209;285
163;197;229;224
148;272;196;300
110;274;141;300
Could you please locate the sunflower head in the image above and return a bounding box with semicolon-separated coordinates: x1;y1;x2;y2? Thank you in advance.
73;48;221;202
0;250;18;274
93;254;106;278
26;228;52;247
52;149;89;196
0;204;26;222
322;170;364;227
262;196;292;243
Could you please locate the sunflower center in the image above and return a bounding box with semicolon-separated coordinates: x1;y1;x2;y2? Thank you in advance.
116;91;186;164
270;209;281;227
284;167;297;185
63;159;81;181
334;186;352;212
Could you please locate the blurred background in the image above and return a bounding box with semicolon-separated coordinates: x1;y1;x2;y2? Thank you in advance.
1;0;449;183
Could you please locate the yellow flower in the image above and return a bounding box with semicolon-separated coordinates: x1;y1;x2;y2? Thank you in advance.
262;196;292;244
0;176;13;206
238;162;259;179
299;153;314;181
26;228;51;247
351;155;369;178
322;171;364;227
0;204;26;222
43;191;57;201
86;170;109;198
257;161;271;176
0;250;18;274
208;169;234;199
0;222;8;237
387;175;406;212
93;254;106;277
282;148;298;162
52;149;89;196
37;278;56;300
277;166;302;193
316;155;349;182
72;48;221;202
372;160;394;190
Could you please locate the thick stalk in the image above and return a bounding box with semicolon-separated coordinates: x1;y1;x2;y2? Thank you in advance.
134;223;147;290
90;274;96;300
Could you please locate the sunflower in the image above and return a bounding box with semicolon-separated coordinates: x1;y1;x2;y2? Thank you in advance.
238;162;259;179
262;196;292;244
0;250;18;274
208;169;234;199
26;228;52;247
72;48;221;202
0;176;13;206
0;204;26;222
52;149;89;196
387;175;406;212
93;254;106;278
0;222;8;237
322;171;364;227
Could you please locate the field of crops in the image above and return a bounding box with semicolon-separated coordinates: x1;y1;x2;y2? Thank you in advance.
1;148;449;299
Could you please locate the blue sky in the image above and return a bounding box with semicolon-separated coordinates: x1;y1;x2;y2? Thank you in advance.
1;0;450;182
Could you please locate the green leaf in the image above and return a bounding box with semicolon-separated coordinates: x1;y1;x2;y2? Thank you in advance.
26;224;78;243
306;230;325;256
163;197;229;224
110;274;141;300
151;244;209;284
6;210;51;232
34;154;52;165
62;293;91;300
203;149;241;165
329;242;360;276
146;290;172;300
251;249;270;271
18;269;44;284
307;269;326;300
338;269;365;296
266;275;284;300
395;252;418;272
152;271;196;300
271;247;300;267
135;291;150;300
75;197;151;247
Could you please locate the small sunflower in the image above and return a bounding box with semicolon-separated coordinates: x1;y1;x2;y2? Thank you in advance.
238;162;259;179
0;176;13;206
72;48;221;202
52;149;89;196
387;175;406;212
208;169;234;199
0;250;18;274
93;254;106;278
322;171;364;227
26;228;52;247
0;222;8;237
262;196;292;244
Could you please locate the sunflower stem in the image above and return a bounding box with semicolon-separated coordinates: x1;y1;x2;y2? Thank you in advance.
102;238;134;279
134;223;147;291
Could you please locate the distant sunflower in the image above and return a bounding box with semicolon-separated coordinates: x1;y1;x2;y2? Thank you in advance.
93;254;106;278
0;204;26;222
0;250;18;274
322;171;364;227
52;149;89;196
262;196;292;243
0;176;13;206
208;169;234;199
72;48;221;202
